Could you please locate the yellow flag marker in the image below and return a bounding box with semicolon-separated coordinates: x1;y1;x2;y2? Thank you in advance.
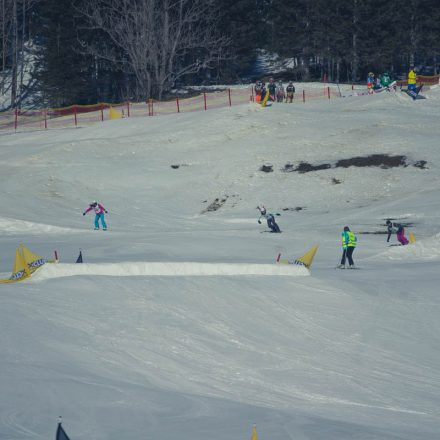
20;244;46;273
251;424;258;440
409;232;416;244
276;245;318;269
109;106;123;120
0;248;30;283
297;245;319;268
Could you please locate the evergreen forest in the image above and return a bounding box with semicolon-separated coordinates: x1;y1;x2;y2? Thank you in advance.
1;0;439;108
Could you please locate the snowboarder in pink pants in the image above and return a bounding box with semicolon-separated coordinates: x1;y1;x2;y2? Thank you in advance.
83;201;108;230
395;224;409;245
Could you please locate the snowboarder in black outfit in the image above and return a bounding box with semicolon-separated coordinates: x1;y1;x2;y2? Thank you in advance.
386;219;394;242
257;205;281;233
268;78;276;101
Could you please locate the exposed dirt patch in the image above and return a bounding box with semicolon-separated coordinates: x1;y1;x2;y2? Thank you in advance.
281;163;295;172
170;164;180;169
358;219;414;235
358;231;388;235
282;207;305;211
413;160;428;169
331;178;342;184
260;164;273;173
335;154;407;169
201;196;228;213
280;155;427;174
295;162;331;173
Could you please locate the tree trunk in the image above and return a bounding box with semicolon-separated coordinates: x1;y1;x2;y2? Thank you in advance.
19;0;25;96
351;0;358;83
11;0;17;108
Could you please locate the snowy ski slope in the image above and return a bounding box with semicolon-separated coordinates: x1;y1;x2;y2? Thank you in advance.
1;84;440;440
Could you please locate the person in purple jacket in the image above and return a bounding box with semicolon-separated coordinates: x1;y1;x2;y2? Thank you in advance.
83;201;108;230
395;223;409;245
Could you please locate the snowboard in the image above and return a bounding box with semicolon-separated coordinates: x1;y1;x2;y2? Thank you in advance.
405;85;425;100
374;80;396;93
260;90;270;107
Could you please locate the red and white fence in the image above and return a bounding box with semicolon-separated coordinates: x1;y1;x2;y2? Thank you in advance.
0;85;342;133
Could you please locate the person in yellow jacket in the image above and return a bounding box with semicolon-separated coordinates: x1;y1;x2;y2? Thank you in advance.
408;66;417;91
338;226;357;269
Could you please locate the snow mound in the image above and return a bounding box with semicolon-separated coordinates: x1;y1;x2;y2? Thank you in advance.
30;261;310;281
0;216;77;234
378;233;440;261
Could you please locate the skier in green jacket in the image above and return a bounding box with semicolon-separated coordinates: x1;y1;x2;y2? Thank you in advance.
380;72;393;88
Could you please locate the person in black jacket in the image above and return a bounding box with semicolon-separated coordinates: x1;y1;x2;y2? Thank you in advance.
268;78;276;101
286;82;295;103
385;219;394;242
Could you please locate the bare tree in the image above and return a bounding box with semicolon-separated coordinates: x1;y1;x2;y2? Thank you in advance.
1;0;38;107
0;0;13;93
80;0;231;100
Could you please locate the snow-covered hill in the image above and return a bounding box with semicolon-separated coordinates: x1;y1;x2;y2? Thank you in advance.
1;85;440;440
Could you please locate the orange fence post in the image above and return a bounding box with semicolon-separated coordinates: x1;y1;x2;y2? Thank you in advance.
228;89;232;106
203;92;207;110
176;97;180;113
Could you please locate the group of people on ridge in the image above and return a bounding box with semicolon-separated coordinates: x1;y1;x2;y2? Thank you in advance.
367;66;418;93
254;78;296;103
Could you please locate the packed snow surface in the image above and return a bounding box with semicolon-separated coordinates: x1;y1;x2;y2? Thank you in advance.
1;85;440;440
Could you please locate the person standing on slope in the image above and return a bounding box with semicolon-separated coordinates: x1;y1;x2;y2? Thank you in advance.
260;81;267;102
268;78;276;102
286;82;295;102
83;201;108;230
367;72;375;92
407;66;417;92
257;205;281;233
254;80;262;103
276;81;285;102
386;219;395;242
338;226;357;268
